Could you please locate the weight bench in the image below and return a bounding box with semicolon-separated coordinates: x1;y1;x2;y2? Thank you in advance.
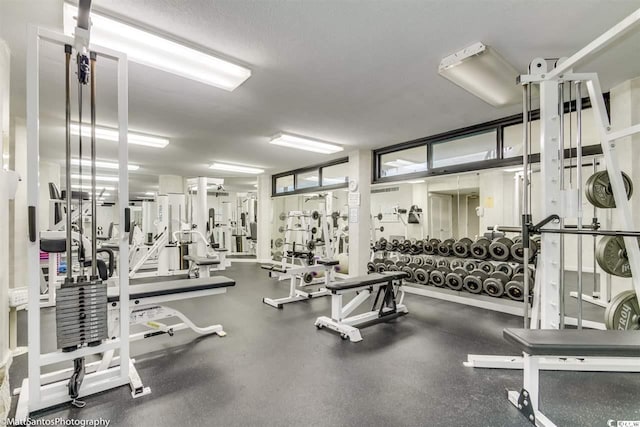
107;275;235;345
183;255;221;278
262;258;338;309
315;271;408;342
503;328;640;427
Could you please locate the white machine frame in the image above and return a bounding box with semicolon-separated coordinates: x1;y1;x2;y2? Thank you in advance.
462;7;640;423
16;26;138;419
262;262;335;308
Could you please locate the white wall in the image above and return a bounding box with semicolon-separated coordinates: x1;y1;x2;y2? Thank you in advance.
0;37;10;367
10;118;27;287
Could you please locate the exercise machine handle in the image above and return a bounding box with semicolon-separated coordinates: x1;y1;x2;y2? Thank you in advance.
124;207;131;232
28;206;36;242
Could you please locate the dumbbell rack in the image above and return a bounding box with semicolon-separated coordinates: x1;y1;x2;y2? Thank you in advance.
369;237;536;316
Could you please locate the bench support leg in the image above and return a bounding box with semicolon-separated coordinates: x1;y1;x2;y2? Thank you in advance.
507;354;557;427
263;273;329;309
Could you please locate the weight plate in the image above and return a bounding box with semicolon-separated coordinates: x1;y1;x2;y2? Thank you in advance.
423;256;436;267
596;236;633;277
605;290;640;330
367;262;376;273
463;260;478;272
401;266;415;282
436;259;450;268
414;256;424;266
479;261;495;274
489;238;513;261
414;268;429;285
483;278;505;297
495;262;514;277
470;239;490;259
463;275;483;294
450;259;464;269
445;272;464;291
430;269;446;287
387;265;399;272
505;281;525;301
375;263;387;273
586;170;633;209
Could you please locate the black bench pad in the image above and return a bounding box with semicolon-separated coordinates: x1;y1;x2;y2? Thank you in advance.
504;328;640;357
107;276;235;303
183;255;220;265
317;259;339;266
326;271;408;291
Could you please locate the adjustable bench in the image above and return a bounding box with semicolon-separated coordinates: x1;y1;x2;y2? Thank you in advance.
262;258;339;309
315;271;408;342
503;328;640;427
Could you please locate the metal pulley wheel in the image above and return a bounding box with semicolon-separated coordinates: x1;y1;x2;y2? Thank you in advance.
489;237;513;261
279;212;287;221
437;238;456;256
274;238;284;248
604;290;640;330
470;238;490;260
463;269;488;294
596;236;634;277
311;210;321;220
453;237;473;258
585;170;633;209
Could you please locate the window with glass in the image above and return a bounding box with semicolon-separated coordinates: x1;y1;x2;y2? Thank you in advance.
380;146;428;177
321;162;348;186
275;175;294;194
296;169;319;190
432;130;497;169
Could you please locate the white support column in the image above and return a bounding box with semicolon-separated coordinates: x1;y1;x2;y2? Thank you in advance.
539;80;562;329
195;177;207;256
348;150;372;277
256;174;271;262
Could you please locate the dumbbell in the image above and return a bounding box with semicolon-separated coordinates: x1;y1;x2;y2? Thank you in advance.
483;271;509;298
453;238;473;258
510;238;538;263
445;268;467;291
414;264;432;285
495;262;514;277
514;265;535;277
413;256;424;266
478;261;495;274
463;260;479;272
401;264;416;283
437;238;456;256
470;237;491;260
423;238;440;255
463;269;489;294
387;262;400;272
429;266;451;287
374;259;387;273
505;273;534;301
436;258;450;268
367;261;376;273
412;240;424;254
489;237;514;261
423;256;437;267
450;259;465;270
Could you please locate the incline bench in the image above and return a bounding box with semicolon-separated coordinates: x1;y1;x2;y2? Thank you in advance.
315;271;408;342
503;328;640;427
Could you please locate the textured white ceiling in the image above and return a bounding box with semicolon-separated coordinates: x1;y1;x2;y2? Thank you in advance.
3;0;640;195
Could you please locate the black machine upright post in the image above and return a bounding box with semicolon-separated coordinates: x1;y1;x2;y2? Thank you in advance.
65;44;73;283
90;51;97;278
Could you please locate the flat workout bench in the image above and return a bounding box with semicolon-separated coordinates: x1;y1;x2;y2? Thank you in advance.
315;271;408;342
503;328;640;427
107;276;235;342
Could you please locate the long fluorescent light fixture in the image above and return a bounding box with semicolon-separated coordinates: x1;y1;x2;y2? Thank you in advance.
70;123;169;148
71;158;139;171
384;159;415;168
270;133;343;154
63;3;251;91
438;42;521;107
71;174;119;182
72;184;115;191
209;162;264;174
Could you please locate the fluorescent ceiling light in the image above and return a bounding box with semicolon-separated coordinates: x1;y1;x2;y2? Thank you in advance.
145;192;155;196
72;184;115;191
406;179;425;184
209;162;264;174
71;174;119;182
439;42;521;107
70;123;169;148
63;3;251;91
503;166;524;173
71;158;139;171
270;133;343;154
